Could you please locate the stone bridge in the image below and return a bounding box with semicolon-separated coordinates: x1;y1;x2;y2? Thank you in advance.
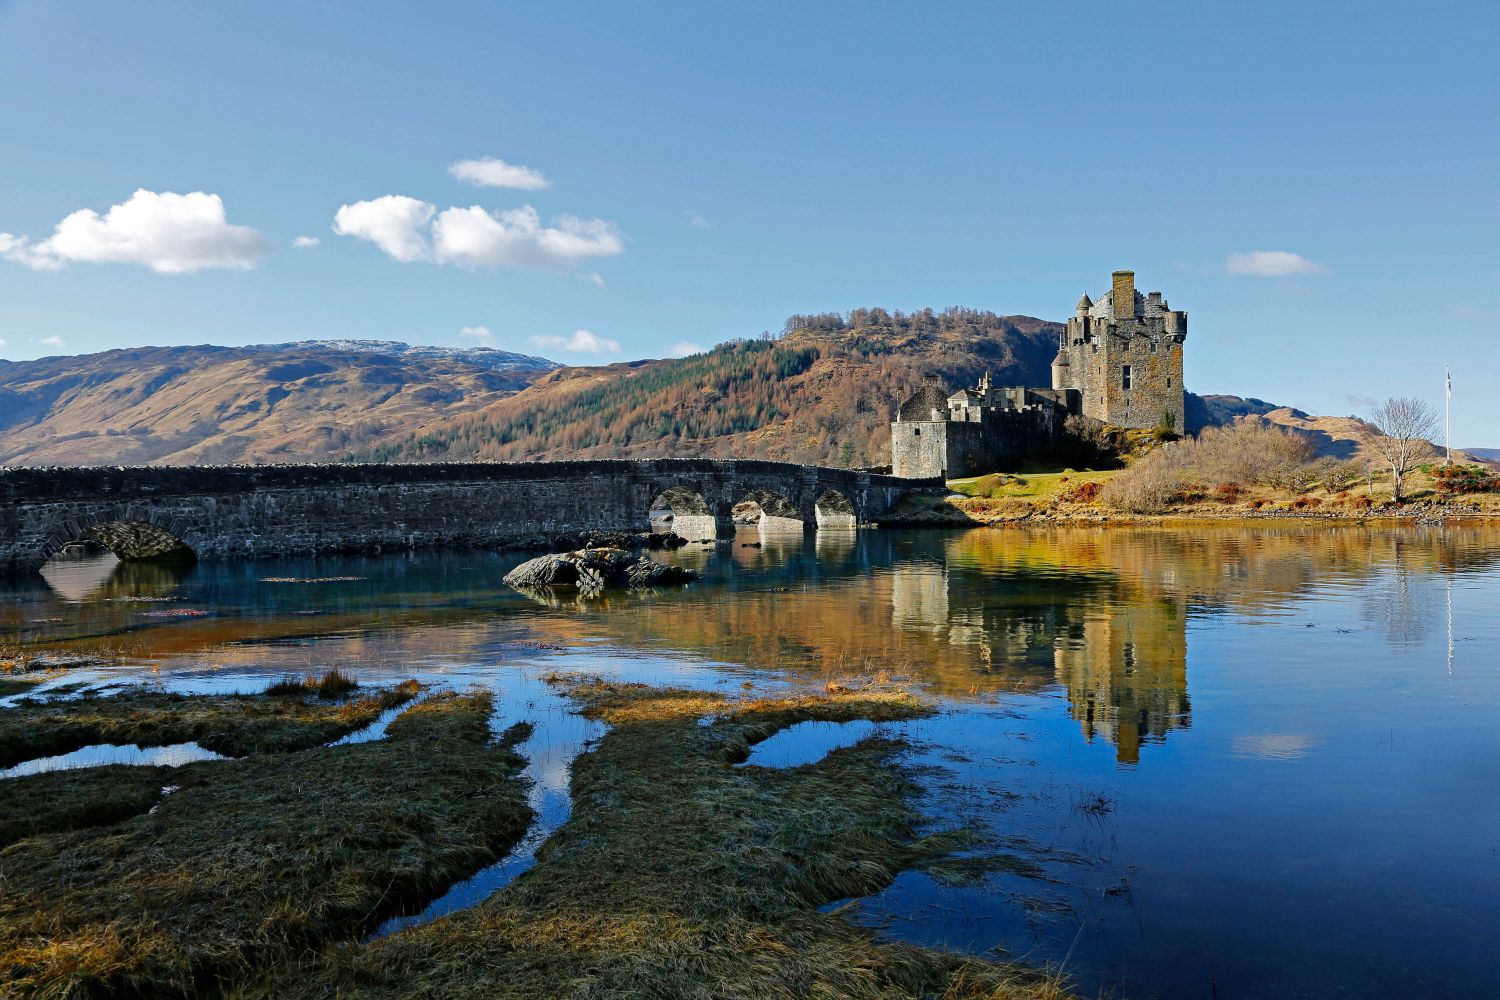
0;460;944;573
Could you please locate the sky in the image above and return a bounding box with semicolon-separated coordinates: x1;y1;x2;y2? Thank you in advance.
1;0;1496;442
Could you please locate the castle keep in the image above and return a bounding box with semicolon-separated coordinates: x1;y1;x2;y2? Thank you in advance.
892;270;1187;478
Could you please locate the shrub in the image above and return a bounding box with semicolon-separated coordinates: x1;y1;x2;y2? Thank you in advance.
1214;482;1246;504
1431;464;1497;494
1060;480;1103;503
1290;496;1323;510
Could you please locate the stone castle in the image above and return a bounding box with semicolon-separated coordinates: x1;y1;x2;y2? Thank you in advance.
892;270;1186;478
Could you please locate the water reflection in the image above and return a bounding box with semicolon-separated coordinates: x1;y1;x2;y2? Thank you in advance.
5;523;1500;998
12;524;1500;769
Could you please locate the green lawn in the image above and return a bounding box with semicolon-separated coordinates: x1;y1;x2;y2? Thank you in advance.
948;468;1118;503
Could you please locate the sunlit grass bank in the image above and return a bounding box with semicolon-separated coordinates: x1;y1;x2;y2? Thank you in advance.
0;690;533;996
248;679;1067;999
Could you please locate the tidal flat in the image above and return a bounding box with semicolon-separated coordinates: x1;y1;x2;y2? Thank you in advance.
3;523;1499;998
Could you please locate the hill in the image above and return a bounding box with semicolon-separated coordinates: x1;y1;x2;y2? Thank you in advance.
0;341;555;466
352;308;1063;468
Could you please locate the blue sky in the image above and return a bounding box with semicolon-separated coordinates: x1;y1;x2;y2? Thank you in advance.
1;0;1496;442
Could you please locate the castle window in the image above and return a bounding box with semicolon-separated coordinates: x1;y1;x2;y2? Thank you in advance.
1166;377;1172;388
913;428;920;437
1149;340;1157;354
1122;364;1133;390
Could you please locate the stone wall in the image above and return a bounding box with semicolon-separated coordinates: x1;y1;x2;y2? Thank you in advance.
0;460;942;574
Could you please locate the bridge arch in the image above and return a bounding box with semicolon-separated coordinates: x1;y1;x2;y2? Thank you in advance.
648;486;717;540
40;512;199;568
733;488;804;531
813;489;857;529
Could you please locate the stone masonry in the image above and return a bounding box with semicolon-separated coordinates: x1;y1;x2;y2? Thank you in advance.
0;460;942;574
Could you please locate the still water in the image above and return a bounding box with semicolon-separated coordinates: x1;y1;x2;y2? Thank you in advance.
4;524;1498;998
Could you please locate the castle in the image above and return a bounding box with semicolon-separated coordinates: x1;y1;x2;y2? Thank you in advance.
892;270;1187;478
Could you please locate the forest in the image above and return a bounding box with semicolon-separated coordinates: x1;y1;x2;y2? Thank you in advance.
351;309;1062;468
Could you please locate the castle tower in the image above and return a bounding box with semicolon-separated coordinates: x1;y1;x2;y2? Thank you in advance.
1054;270;1186;431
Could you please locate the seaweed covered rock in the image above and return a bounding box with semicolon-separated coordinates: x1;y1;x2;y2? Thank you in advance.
503;547;699;595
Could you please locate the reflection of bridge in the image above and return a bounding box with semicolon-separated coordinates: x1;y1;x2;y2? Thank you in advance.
0;461;943;573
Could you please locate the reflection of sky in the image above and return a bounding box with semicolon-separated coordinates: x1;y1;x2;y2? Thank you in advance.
5;526;1500;998
1;740;225;778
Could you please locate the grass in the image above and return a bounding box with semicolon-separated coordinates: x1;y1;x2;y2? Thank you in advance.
241;679;1068;999
0;690;534;998
263;668;359;698
0;677;421;768
949;469;1119;504
0;764;171;847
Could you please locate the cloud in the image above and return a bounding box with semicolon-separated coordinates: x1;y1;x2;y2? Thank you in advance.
458;325;494;345
683;210;713;230
40;336;64;347
292;235;320;248
331;195;435;263
1225;250;1324;277
0;189;270;274
582;271;605;288
448;157;549;191
1346;393;1379;409
332;197;622;272
528;329;621;355
666;340;705;358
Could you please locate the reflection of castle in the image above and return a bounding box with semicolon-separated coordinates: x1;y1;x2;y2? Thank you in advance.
1052;604;1189;765
890;541;1191;763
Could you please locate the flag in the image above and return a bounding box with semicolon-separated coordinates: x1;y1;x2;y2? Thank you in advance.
1446;367;1452;398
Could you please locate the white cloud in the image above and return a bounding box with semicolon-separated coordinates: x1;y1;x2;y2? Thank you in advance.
458;325;494;345
1225;250;1324;277
684;210;713;230
528;329;621;355
448;157;549;191
0;189;270;274
331;195;434;263
582;271;605;288
433;205;622;269
666;340;705;358
40;336;64;347
292;235;320;248
332;196;622;272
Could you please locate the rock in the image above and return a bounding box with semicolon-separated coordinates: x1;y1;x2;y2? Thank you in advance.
503;547;699;595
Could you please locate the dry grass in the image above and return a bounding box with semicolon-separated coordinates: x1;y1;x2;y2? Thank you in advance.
0;690;533;997
0;764;170;847
242;680;1068;999
0;679;421;768
262;668;359;699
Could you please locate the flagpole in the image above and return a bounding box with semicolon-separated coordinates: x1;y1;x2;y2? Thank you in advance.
1445;366;1452;465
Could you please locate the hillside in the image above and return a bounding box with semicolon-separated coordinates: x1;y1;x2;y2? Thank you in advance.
0;342;555;466
353;308;1063;468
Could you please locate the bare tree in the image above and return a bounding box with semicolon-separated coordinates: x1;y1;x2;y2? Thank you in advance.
1360;397;1439;501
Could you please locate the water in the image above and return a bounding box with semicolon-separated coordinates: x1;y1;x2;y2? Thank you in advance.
3;523;1499;998
0;741;226;778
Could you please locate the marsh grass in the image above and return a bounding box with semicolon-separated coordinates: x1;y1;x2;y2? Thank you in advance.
0;679;421;768
263;668;359;698
0;764;170;846
0;690;534;998
244;680;1068;999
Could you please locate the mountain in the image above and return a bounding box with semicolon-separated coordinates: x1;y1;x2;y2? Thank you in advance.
351;308;1063;468
0;341;556;466
1464;447;1500;464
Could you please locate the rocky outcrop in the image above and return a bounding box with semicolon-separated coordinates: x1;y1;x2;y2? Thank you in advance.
503;548;699;595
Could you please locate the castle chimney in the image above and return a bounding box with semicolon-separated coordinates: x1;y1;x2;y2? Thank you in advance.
1112;270;1135;318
